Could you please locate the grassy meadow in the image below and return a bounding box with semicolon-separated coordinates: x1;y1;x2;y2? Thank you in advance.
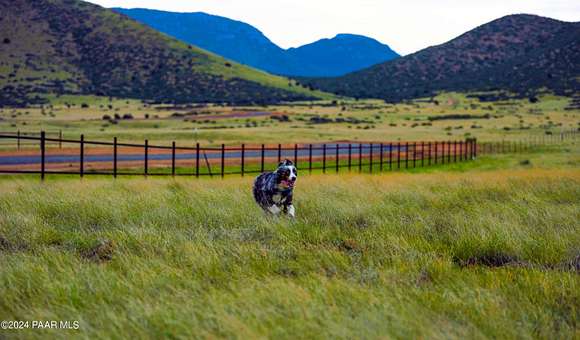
0;144;578;338
0;93;578;148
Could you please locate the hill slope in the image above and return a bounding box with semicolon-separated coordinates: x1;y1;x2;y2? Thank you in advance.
0;0;320;106
114;8;399;77
303;15;580;102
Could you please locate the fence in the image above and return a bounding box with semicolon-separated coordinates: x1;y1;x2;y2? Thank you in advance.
0;129;576;180
0;130;63;150
0;133;479;180
478;129;577;155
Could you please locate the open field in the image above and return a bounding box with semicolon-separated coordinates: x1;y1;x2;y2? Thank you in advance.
0;144;578;338
1;93;578;148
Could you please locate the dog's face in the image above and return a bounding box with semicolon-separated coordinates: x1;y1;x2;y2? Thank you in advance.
276;159;297;189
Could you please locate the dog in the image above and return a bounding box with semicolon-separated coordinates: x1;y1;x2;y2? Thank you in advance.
253;159;297;218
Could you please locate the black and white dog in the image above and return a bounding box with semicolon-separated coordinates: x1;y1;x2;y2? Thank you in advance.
253;159;297;218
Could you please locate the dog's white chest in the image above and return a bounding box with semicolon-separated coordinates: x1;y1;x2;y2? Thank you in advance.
272;194;283;204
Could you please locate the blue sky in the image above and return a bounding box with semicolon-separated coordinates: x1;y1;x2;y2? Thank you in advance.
85;0;579;55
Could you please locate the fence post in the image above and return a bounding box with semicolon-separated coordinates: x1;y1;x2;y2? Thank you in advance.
113;137;117;178
359;143;363;172
389;143;393;171
309;144;313;174
397;142;401;170
421;142;425;167
473;139;477;159
171;141;176;177
17;130;20;151
80;134;84;178
261;144;265;173
454;141;457;163
348;144;352;171
465;140;470;159
467;140;472;159
221;144;225;178
428;142;432;166
335;144;339;173
59;130;62;149
241;144;245;177
412;142;416;168
434;142;438;165
196;143;200;178
40;131;45;181
447;141;451;163
294;144;298;167
405;142;409;169
459;141;463;161
447;141;451;164
322;144;326;174
380;143;384;171
369;143;373;174
144;139;148;177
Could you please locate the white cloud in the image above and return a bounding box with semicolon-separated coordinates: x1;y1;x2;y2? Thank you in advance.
84;0;580;55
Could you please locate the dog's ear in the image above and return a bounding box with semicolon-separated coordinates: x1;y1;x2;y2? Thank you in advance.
278;159;293;167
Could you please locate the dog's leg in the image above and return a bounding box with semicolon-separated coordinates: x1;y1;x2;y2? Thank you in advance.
268;205;281;215
286;204;295;218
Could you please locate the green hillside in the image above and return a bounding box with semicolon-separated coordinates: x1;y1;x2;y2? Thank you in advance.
0;0;325;106
303;15;580;102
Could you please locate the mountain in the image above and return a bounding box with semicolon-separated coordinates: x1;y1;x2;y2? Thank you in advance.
286;34;400;77
302;14;580;102
0;0;320;107
113;8;400;77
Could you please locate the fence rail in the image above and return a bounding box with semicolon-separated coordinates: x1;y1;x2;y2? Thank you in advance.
0;129;576;180
0;130;63;150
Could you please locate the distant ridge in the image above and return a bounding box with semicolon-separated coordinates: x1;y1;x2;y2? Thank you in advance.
114;8;400;77
0;0;320;106
302;14;580;102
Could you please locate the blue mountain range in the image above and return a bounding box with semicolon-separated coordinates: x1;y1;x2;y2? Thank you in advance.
114;8;400;77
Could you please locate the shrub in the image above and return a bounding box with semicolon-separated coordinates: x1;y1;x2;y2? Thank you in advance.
271;115;290;122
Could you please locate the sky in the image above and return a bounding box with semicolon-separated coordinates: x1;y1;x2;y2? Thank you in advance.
85;0;579;55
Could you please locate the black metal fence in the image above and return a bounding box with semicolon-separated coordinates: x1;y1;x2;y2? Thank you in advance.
0;129;576;180
0;133;479;179
478;130;578;155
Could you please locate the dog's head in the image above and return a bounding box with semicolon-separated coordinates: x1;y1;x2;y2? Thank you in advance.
276;159;297;189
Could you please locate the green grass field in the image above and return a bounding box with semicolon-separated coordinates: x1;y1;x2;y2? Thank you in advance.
1;93;578;148
0;144;578;339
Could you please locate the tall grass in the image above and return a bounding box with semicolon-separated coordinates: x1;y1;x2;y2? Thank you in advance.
0;164;579;338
